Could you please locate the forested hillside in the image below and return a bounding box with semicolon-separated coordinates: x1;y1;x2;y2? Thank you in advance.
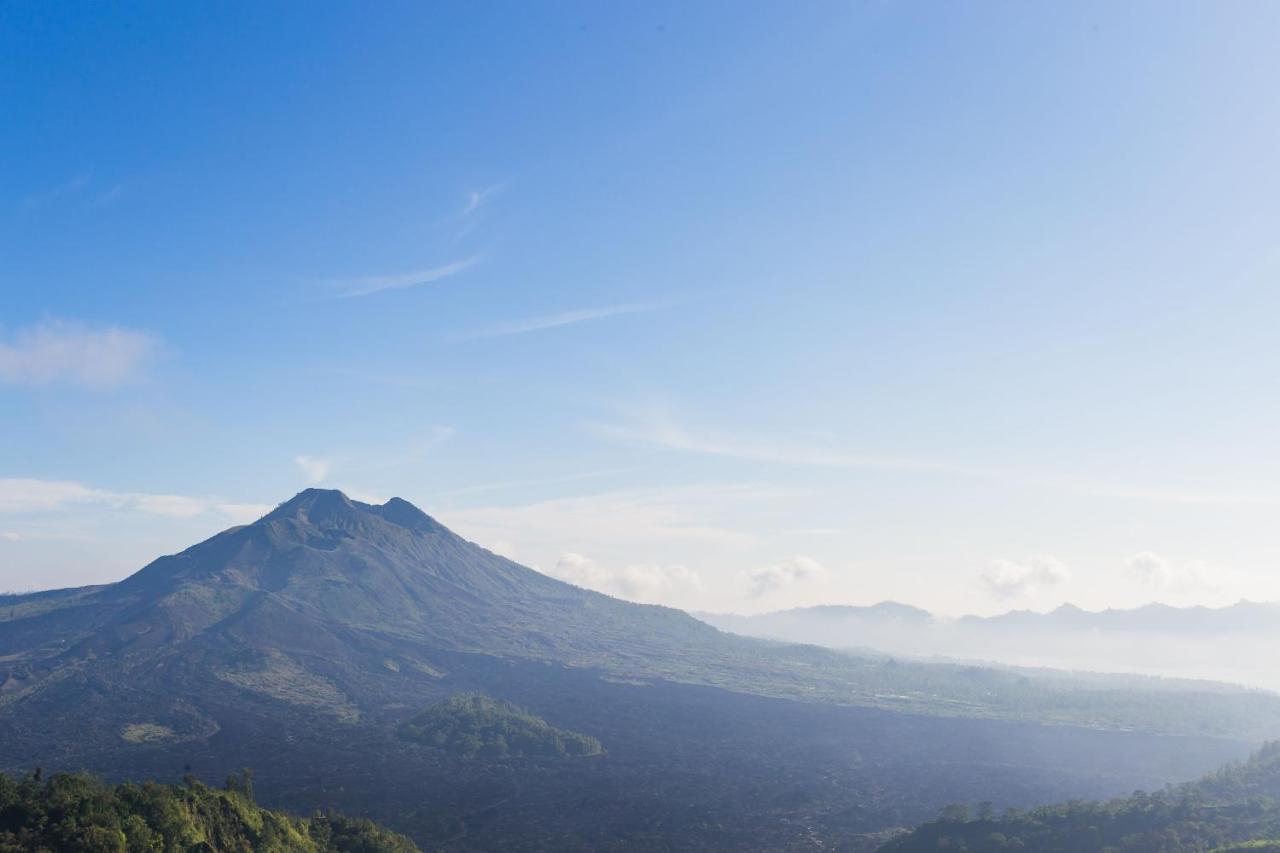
398;693;604;758
880;742;1280;852
0;769;417;852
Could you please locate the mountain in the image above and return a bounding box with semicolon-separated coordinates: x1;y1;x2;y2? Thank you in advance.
879;741;1280;852
697;602;935;653
699;599;1280;690
2;489;1279;850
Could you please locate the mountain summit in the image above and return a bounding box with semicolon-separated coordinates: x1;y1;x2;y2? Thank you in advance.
5;489;720;687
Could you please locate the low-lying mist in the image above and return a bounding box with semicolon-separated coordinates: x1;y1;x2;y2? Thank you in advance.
698;601;1280;691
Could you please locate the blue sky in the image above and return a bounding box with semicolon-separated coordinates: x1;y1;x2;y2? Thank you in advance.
3;1;1280;615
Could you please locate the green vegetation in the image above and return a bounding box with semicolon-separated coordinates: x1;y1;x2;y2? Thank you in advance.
880;742;1280;852
398;693;603;758
0;769;418;852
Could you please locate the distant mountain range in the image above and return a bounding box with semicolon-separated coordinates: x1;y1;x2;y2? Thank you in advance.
697;599;1280;689
1;489;1277;850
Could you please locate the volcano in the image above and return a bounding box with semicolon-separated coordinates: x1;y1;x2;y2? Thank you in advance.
0;490;1270;850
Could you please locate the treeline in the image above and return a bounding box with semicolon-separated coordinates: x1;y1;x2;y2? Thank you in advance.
879;743;1280;852
398;692;604;759
0;769;418;852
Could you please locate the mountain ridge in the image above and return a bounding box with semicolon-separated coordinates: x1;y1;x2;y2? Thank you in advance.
698;598;1280;690
2;489;1279;850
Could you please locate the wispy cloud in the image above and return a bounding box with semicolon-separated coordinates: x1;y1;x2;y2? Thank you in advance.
0;479;105;513
450;184;504;243
215;503;276;524
21;174;124;211
441;467;633;498
462;185;503;217
0;478;270;524
319;257;478;300
321;367;439;392
294;455;332;484
0;320;161;389
445;301;669;342
588;409;974;477
91;184;124;208
20;174;91;210
347;426;458;475
444;482;790;555
589;407;1280;507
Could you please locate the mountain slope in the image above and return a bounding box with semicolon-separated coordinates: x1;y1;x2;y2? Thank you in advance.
6;488;1274;744
1;489;1279;850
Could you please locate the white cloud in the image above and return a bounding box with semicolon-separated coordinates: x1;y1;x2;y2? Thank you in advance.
0;479;108;512
294;455;331;484
1;532;20;542
1126;551;1223;594
0;478;267;525
215;503;274;525
980;555;1071;598
134;494;214;518
549;552;702;605
486;540;519;560
1127;551;1172;587
320;257;478;299
747;555;830;598
0;320;160;389
445;301;670;342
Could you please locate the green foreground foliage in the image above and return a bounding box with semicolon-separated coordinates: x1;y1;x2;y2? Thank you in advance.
880;743;1280;852
0;769;418;852
397;692;604;759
